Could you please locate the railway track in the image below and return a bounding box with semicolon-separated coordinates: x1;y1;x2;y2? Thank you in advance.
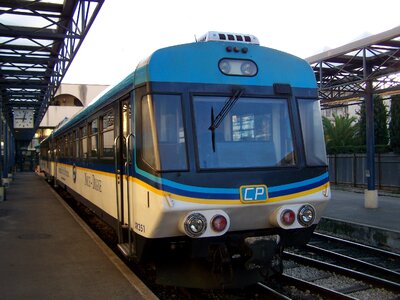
297;232;400;283
256;255;399;299
258;274;362;300
277;232;400;299
255;232;400;299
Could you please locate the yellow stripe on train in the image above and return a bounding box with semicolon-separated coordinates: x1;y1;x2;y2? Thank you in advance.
54;163;329;205
132;177;330;205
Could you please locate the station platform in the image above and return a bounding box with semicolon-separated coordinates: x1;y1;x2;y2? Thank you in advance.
318;187;400;252
324;187;400;232
0;172;157;300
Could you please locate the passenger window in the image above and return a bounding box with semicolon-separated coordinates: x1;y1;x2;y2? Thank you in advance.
69;132;73;158
74;130;79;158
101;110;114;158
89;119;98;158
80;126;88;159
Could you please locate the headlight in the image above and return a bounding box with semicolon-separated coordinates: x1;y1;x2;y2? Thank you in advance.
297;205;316;227
218;59;257;76
184;213;207;237
219;60;231;74
241;61;257;76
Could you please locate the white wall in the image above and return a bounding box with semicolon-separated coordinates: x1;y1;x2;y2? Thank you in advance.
39;83;108;128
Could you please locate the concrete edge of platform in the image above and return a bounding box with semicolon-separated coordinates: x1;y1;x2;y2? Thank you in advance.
331;185;400;198
49;188;159;300
316;217;400;254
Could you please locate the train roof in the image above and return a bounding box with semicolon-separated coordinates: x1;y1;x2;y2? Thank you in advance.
45;38;316;140
135;41;316;88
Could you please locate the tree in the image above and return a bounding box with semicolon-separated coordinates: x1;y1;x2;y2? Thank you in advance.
356;95;389;146
322;114;358;152
389;95;400;153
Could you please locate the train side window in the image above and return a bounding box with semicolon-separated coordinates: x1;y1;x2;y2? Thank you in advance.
74;130;79;158
40;143;47;160
141;94;187;171
298;99;327;166
89;119;98;158
141;95;159;169
63;136;68;159
100;110;114;158
58;137;62;158
80;125;88;159
69;132;74;158
57;138;62;159
50;142;54;160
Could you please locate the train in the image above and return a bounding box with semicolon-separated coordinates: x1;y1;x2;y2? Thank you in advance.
40;31;330;288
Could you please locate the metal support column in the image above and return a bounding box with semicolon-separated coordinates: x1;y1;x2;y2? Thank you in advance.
0;108;3;184
3;122;9;179
10;134;15;173
0;112;4;200
0;103;4;182
363;49;378;208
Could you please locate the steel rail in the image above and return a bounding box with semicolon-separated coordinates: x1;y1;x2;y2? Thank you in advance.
283;251;400;292
312;232;400;260
279;274;357;300
305;243;400;282
257;282;292;300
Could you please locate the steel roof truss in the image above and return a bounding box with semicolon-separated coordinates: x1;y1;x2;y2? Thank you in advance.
0;0;104;143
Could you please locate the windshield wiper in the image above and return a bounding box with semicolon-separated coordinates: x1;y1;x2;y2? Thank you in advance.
209;89;244;131
209;89;244;152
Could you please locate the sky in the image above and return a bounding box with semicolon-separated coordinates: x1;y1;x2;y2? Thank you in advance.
62;0;400;85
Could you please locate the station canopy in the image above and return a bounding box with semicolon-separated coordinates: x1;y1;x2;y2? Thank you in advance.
306;26;400;109
0;0;104;144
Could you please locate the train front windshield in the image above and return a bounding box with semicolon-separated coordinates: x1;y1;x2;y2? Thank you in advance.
193;96;295;169
141;94;327;172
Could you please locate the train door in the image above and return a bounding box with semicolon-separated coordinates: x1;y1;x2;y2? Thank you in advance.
115;98;134;257
53;138;59;187
47;139;54;183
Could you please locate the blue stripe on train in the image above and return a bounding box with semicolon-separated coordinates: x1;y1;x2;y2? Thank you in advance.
59;159;329;200
135;167;329;200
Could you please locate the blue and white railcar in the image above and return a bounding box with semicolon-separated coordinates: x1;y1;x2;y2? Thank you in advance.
40;31;330;287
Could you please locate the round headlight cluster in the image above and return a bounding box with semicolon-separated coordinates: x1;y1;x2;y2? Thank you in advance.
184;213;207;237
218;59;257;76
181;212;230;238
297;205;316;227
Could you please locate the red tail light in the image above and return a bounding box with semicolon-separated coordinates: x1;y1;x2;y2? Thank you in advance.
211;215;228;232
281;209;295;225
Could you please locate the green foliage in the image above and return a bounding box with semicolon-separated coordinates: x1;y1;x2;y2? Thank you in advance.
357;101;366;145
356;95;389;146
389;95;400;153
322;114;358;154
375;95;389;145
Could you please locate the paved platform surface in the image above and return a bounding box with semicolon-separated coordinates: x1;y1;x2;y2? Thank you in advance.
0;172;157;300
323;187;400;232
